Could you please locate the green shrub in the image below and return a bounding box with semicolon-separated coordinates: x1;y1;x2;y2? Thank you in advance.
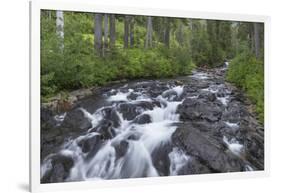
227;52;264;123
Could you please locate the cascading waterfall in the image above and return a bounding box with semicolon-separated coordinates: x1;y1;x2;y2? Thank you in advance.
41;83;189;181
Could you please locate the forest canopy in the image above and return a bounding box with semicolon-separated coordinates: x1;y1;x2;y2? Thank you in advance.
40;10;264;123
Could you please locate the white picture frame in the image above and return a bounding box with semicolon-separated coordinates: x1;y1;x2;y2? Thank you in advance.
30;0;270;192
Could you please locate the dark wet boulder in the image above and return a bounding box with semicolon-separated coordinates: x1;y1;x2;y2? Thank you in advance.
41;154;74;183
177;157;211;175
41;108;54;124
42;127;61;141
218;125;239;137
222;101;248;123
133;114;151;124
162;90;180;101
184;87;196;93
95;120;116;140
195;82;210;89
207;93;216;102
172;124;244;172
127;132;141;140
127;92;139;100
61;108;92;131
78;134;103;154
112;140;129;159
177;98;201;121
190;120;224;133
177;98;223;122
151;143;172;176
117;102;154;120
41;108;58;130
217;91;226;97
101;107;120;128
148;85;170;97
244;134;264;170
74;94;107;114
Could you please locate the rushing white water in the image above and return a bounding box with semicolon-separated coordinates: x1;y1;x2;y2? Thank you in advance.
201;85;219;93
190;72;209;80
80;108;104;129
169;147;190;175
224;121;239;129
42;84;184;181
54;112;66;126
223;136;243;156
245;165;254;171
107;91;131;102
217;96;229;106
172;86;184;96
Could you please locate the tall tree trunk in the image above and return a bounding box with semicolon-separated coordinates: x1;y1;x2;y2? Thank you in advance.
103;14;109;56
145;16;153;49
130;17;134;48
48;10;52;20
56;10;64;51
164;18;170;48
254;23;260;58
249;24;255;54
124;16;130;48
177;22;184;47
109;14;116;48
189;19;193;56
94;13;103;55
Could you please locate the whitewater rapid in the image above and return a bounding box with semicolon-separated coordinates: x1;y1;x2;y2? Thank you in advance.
41;83;189;181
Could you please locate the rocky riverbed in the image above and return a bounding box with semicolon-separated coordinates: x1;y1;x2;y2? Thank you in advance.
40;65;264;183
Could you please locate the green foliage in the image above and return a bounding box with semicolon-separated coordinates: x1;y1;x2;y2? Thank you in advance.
191;26;211;66
227;50;264;123
41;11;195;99
190;20;232;67
41;11;264;126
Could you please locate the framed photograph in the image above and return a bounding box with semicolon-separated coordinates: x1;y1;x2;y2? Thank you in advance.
30;0;270;192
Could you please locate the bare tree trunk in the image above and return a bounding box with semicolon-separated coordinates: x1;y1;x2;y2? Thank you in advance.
164;18;170;48
109;14;116;48
249;24;255;54
145;16;153;49
103;14;109;56
130;17;134;48
189;19;193;56
254;23;260;58
48;10;52;20
94;13;103;55
177;22;184;47
124;16;130;48
56;10;64;51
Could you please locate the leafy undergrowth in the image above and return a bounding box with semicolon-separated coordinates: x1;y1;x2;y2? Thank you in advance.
41;45;195;101
227;52;264;124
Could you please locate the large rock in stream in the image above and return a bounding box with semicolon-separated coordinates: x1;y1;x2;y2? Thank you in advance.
177;98;223;122
172;123;245;172
41;154;74;183
61;108;92;131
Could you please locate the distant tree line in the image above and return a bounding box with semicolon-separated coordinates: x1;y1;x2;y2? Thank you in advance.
47;10;263;65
